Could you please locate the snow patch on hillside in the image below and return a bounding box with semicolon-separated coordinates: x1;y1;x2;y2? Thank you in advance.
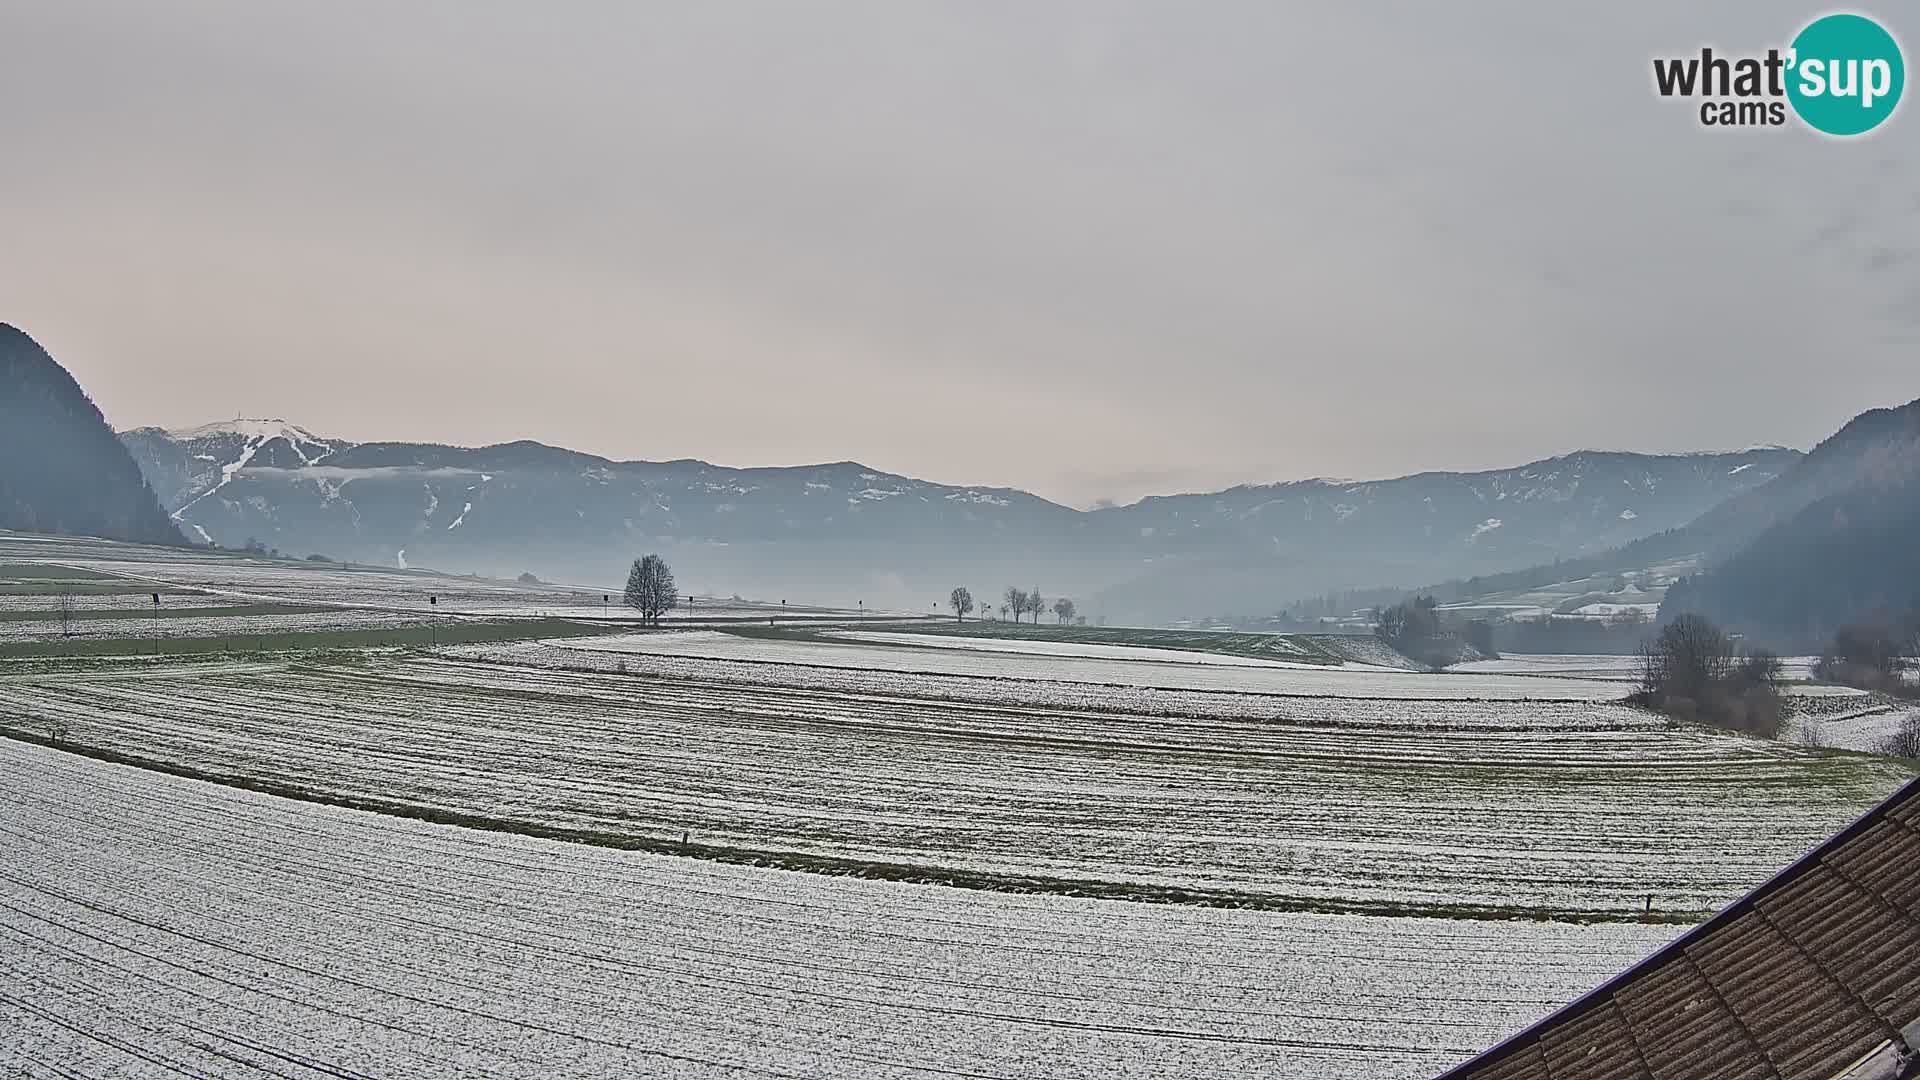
947;491;1012;507
172;430;271;519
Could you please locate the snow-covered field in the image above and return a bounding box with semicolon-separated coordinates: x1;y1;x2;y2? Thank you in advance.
3;532;1912;1077
1452;652;1861;696
3;653;1905;915
578;631;1634;700
0;609;430;642
0;592;243;612
470;640;1665;725
0;740;1680;1080
827;629;1370;669
0;533;878;624
0;535;906;644
1788;701;1920;753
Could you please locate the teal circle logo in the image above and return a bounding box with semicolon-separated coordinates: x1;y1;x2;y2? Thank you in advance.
1787;13;1904;136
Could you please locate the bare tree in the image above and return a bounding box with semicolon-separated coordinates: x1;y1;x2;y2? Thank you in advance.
1636;613;1732;707
1372;604;1407;643
1633;614;1780;735
624;554;678;626
1883;714;1920;758
948;586;974;622
1004;587;1027;625
1027;586;1043;624
1052;597;1075;625
1735;649;1783;692
56;591;75;638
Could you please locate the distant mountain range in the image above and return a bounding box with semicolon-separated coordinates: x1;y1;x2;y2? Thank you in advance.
1390;396;1920;650
117;418;1799;620
1660;397;1920;646
0;324;180;547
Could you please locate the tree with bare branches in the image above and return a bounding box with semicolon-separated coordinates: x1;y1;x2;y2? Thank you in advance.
624;554;677;626
1883;714;1920;758
1633;613;1780;735
1004;587;1027;624
948;586;974;622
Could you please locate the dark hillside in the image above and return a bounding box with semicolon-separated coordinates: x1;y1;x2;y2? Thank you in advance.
0;324;183;546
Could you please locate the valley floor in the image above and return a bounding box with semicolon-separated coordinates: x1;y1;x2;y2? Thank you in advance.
2;533;1915;1079
0;739;1675;1080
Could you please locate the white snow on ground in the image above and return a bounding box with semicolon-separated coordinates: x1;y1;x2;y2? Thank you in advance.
3;654;1904;916
581;631;1633;700
0;740;1679;1080
1452;654;1647;680
1470;518;1503;539
0;610;426;643
1789;704;1919;752
475;640;1662;730
828;630;1364;670
0;593;238;613
1454;653;1843;685
1568;602;1662;618
447;502;471;530
1;532;1913;1077
0;536;883;625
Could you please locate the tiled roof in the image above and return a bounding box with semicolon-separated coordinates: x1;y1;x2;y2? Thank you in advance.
1437;777;1920;1080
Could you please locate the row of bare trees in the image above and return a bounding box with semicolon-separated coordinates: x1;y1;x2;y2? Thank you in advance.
947;586;1077;624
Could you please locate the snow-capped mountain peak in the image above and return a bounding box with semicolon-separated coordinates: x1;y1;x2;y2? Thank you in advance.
164;419;331;445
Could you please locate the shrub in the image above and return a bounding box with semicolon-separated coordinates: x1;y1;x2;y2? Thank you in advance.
1374;595;1458;670
1815;620;1915;696
1634;615;1782;737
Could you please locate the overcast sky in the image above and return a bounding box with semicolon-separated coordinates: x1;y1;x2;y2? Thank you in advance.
3;2;1915;507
